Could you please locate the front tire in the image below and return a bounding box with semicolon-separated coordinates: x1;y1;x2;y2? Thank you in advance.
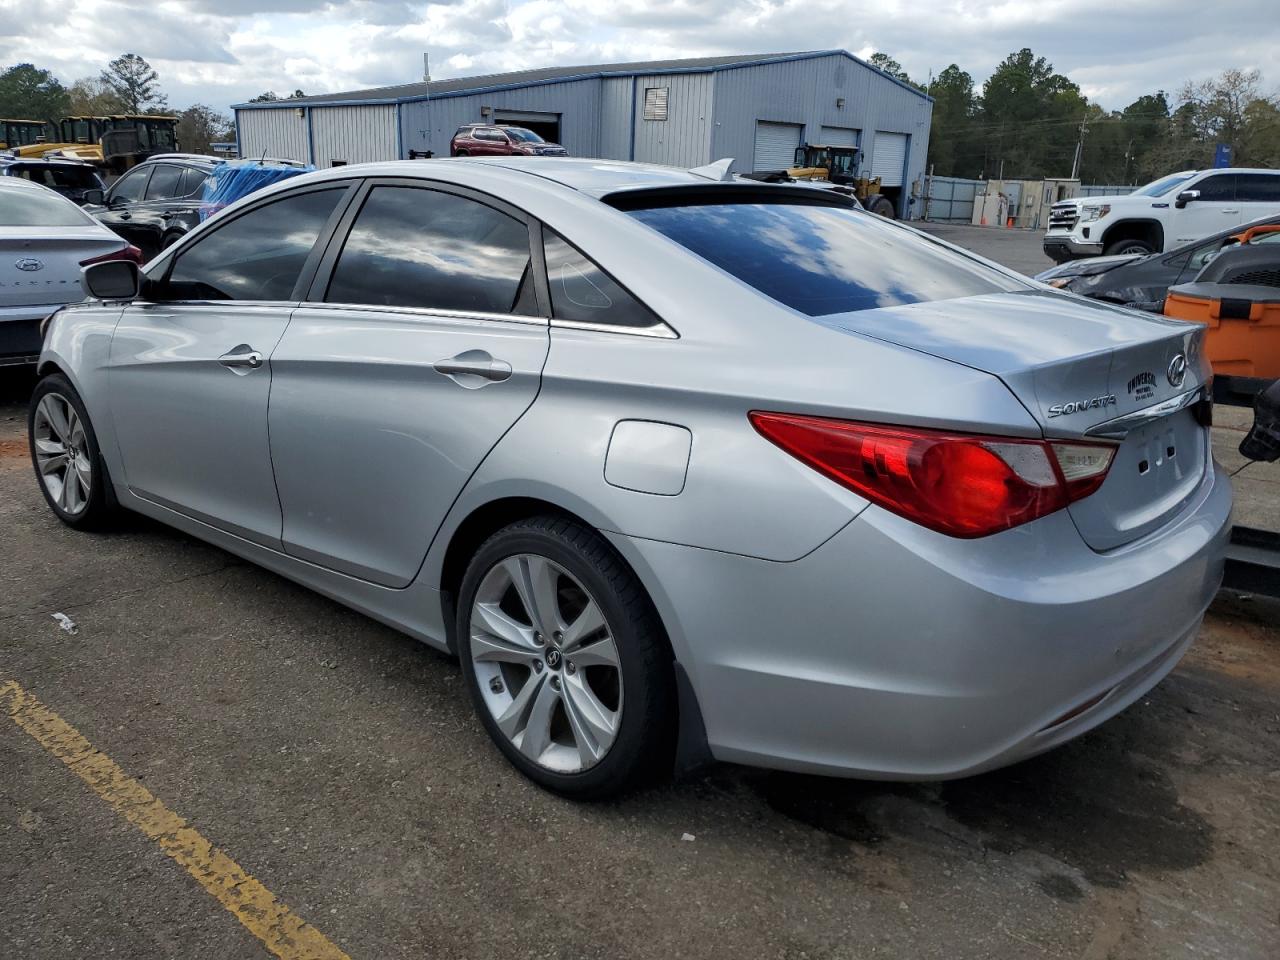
1104;237;1155;257
28;374;116;529
456;515;676;799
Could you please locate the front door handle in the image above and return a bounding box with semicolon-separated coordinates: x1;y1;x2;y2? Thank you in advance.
218;346;264;371
433;349;512;387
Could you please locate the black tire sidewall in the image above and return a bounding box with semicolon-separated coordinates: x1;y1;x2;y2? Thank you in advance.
28;374;111;528
1106;239;1153;257
455;519;673;799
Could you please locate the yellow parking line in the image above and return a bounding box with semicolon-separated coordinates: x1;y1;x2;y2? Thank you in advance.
1;678;351;960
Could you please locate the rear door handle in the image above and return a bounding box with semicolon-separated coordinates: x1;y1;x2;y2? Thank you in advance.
433;349;512;386
218;346;264;371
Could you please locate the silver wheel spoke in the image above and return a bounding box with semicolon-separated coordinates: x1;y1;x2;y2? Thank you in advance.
516;677;560;762
568;635;620;670
562;599;606;649
39;453;68;475
34;437;65;456
74;458;92;493
472;600;535;650
41;396;71;443
495;672;544;740
505;555;562;635
57;469;73;508
562;673;617;763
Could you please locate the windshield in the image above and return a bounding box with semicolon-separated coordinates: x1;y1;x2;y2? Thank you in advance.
505;127;544;143
1134;172;1196;197
0;186;96;226
627;200;1029;316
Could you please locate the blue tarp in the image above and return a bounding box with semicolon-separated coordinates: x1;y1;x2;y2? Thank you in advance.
199;160;314;219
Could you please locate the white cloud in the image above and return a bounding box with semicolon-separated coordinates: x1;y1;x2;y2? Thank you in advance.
0;0;1273;113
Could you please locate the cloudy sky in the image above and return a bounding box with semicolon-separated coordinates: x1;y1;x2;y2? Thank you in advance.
0;0;1273;114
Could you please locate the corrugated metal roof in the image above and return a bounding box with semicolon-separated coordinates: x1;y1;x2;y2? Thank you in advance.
233;50;932;110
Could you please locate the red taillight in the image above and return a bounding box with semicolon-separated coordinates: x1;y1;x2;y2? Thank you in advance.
80;244;143;267
749;412;1116;538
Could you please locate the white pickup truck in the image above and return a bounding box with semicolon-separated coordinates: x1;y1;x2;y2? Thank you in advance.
1043;168;1280;263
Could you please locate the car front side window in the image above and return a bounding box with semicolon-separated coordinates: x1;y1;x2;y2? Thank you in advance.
109;167;149;204
160;187;346;302
324;185;535;316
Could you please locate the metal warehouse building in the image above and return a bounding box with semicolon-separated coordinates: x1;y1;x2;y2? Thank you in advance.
233;50;933;217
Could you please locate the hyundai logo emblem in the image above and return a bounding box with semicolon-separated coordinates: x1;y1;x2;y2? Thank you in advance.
1167;354;1187;388
14;257;43;272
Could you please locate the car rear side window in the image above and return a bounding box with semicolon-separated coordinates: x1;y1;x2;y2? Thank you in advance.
325;185;535;315
163;188;344;301
178;167;210;198
625;201;1026;316
1236;174;1280;203
144;164;183;200
543;230;662;328
0;187;95;226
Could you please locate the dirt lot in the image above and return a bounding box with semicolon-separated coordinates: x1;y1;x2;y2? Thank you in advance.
2;228;1278;959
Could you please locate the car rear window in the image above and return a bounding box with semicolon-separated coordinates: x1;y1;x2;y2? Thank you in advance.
0;186;95;226
15;165;99;189
625;201;1028;316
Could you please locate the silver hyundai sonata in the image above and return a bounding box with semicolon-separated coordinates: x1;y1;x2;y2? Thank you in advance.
31;157;1230;798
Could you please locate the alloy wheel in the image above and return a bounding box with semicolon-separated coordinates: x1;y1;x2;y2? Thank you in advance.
469;553;623;774
32;393;92;516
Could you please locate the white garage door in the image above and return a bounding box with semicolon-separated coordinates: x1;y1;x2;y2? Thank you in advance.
754;121;803;170
871;132;909;187
819;126;859;148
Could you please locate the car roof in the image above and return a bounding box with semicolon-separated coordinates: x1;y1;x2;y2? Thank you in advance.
452;157;752;198
0;156;96;168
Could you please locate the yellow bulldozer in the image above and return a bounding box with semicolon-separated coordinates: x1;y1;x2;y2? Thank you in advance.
746;144;897;218
11;115;179;175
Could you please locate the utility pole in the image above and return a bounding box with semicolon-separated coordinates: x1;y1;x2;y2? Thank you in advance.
1069;115;1088;179
423;52;431;83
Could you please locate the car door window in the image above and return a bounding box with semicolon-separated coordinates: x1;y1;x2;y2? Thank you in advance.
542;230;663;328
109;166;150;203
1193;175;1235;202
144;164;183;200
162;188;346;301
178;166;210;198
324;185;535;315
1236;174;1280;203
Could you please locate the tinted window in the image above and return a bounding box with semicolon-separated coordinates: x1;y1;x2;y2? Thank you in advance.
477;129;505;141
178;166;210;198
627;201;1027;316
0;186;95;226
1134;172;1195;197
543;231;661;328
506;127;543;143
1236;174;1280;203
326;186;533;315
110;167;149;203
165;188;344;301
144;164;183;200
1194;175;1235;202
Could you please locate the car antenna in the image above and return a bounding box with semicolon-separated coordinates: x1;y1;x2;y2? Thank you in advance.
688;158;735;182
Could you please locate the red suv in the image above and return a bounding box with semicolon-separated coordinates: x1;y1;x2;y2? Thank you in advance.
449;125;568;158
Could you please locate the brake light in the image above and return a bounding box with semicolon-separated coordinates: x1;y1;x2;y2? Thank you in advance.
749;412;1116;538
80;244;143;266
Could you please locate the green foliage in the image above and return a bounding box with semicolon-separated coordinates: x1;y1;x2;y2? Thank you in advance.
177;104;233;154
248;89;307;103
101;54;168;114
0;63;70;123
909;49;1280;185
67;77;127;117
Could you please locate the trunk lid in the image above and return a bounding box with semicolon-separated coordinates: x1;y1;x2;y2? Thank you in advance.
820;289;1210;551
0;227;123;310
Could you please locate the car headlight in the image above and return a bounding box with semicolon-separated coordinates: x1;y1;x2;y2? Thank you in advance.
1081;204;1110;223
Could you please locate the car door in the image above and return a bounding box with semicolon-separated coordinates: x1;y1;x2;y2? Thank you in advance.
268;178;550;587
95;164;152;246
108;182;354;547
1174;173;1239;244
1235;173;1280;223
123;162;186;258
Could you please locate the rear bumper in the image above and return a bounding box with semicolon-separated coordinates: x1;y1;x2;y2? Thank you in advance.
610;461;1231;779
1043;236;1104;262
0;308;49;363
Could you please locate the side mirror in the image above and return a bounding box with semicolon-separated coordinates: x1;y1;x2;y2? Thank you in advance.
1240;379;1280;462
1175;189;1200;209
82;260;141;300
82;188;104;205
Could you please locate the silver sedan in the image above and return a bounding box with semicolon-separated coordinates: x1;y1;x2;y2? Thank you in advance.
31;157;1230;798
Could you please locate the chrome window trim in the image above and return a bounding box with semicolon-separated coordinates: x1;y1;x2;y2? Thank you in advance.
1085;385;1206;439
297;300;549;328
550;317;679;340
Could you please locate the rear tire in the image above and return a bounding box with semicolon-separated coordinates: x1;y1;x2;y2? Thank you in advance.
454;149;470;157
1104;237;1154;257
28;374;117;529
866;194;896;218
456;515;676;800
